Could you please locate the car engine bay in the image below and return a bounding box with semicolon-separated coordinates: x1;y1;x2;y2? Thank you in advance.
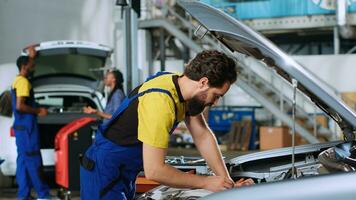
137;141;356;200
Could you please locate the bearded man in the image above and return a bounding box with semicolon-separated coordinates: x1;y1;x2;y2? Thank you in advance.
80;50;254;200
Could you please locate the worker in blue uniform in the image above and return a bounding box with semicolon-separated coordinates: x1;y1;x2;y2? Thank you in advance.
80;50;254;200
11;47;56;200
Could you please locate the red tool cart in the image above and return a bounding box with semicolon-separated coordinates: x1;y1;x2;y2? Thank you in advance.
55;117;98;197
55;117;165;197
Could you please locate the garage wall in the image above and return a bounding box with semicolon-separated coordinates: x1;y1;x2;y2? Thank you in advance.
0;0;116;65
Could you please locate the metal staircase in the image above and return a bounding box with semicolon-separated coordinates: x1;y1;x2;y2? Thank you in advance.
139;1;339;143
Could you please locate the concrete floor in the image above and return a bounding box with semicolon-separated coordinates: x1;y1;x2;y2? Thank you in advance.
0;147;254;199
0;188;80;199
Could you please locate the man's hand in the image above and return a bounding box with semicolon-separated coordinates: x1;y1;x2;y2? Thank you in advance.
234;178;255;188
202;176;234;192
83;106;97;114
37;107;48;117
28;46;37;58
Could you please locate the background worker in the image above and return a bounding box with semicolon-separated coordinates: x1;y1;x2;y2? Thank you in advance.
80;50;254;200
83;69;125;123
11;47;55;199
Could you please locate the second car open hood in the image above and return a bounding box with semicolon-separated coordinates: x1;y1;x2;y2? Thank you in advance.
22;40;112;80
178;0;356;141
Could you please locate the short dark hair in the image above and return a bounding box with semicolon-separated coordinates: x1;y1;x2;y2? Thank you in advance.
184;50;238;88
16;56;30;71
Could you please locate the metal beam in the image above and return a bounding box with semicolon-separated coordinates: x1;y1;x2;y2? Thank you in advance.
160;28;166;71
138;19;203;52
237;79;320;144
124;5;132;93
333;26;340;54
242;14;353;31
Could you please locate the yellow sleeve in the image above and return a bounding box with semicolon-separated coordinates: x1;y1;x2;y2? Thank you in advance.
137;92;175;148
13;77;31;97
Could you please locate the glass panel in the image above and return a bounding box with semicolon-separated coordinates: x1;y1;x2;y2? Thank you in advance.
36;95;98;113
34;54;105;79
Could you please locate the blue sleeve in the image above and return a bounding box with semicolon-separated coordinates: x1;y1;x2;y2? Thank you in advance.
105;89;125;115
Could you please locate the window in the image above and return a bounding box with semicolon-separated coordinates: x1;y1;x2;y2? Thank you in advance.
36;95;97;113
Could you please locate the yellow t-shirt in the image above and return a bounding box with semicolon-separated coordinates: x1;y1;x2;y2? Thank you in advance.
137;74;186;148
12;75;31;97
104;73;186;148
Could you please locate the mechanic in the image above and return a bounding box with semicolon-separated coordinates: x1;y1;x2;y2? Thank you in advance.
83;69;125;123
11;47;56;199
80;50;254;200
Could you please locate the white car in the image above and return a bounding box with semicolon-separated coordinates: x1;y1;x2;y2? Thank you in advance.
0;40;113;178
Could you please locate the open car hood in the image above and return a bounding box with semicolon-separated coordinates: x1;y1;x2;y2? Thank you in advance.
178;0;356;141
22;40;112;80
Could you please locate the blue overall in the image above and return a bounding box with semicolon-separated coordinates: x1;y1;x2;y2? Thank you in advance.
80;72;178;200
11;84;50;199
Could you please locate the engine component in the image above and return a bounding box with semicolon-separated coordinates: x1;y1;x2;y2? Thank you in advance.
318;141;356;172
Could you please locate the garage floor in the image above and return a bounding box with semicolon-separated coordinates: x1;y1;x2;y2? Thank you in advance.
0;148;254;199
0;188;80;200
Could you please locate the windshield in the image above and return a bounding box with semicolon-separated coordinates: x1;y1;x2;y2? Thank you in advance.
36;94;98;114
34;54;105;80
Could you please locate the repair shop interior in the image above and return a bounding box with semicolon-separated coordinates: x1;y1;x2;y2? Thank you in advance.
0;0;356;200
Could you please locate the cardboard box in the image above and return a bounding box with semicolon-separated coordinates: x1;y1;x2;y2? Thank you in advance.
296;134;308;145
260;126;292;150
341;92;356;111
315;115;328;128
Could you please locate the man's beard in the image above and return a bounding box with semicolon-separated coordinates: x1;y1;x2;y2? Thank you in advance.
186;94;210;116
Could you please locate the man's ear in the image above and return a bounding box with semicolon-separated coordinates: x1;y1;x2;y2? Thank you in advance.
198;77;209;89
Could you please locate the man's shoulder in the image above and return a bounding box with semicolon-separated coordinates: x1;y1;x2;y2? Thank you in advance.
14;75;29;82
141;74;177;92
12;76;30;88
137;88;176;113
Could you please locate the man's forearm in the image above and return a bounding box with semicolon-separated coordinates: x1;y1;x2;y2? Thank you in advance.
194;131;230;178
17;104;39;115
96;111;112;119
185;115;230;178
146;163;206;189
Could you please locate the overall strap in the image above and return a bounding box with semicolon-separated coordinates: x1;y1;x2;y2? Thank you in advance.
99;89;178;133
145;71;173;82
99;72;178;133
